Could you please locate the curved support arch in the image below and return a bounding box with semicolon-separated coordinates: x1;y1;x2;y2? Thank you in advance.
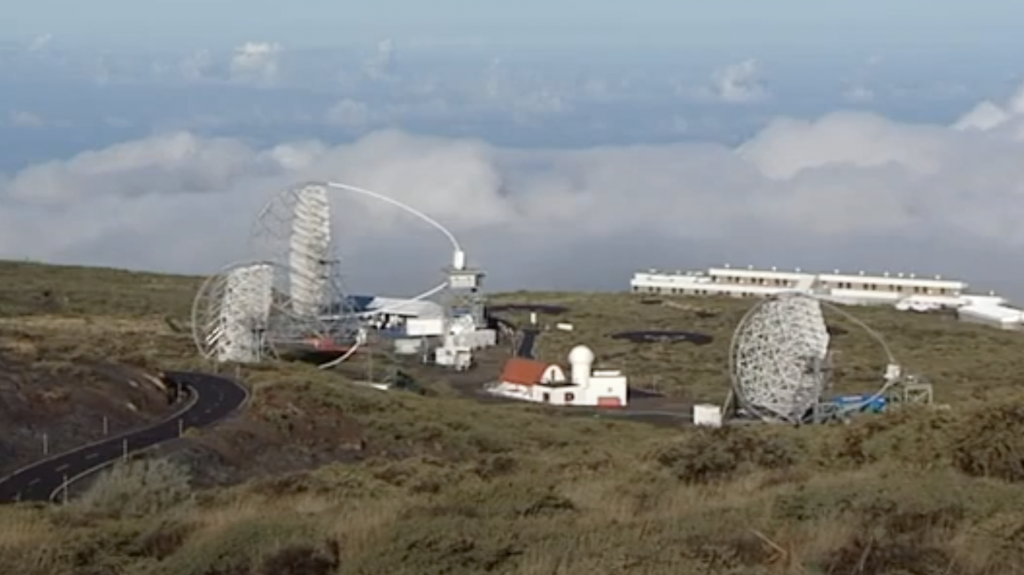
322;181;462;255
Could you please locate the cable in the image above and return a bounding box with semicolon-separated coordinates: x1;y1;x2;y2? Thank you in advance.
323;181;462;253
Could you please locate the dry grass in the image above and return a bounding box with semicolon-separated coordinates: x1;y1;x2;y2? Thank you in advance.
8;417;1024;573
4;260;1024;573
0;507;55;549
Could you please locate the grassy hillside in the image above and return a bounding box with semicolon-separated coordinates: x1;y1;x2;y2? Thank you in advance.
3;260;1024;574
497;290;1024;405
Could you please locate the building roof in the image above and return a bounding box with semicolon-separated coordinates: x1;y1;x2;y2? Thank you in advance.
959;304;1023;323
633;266;970;290
339;295;445;318
500;358;551;386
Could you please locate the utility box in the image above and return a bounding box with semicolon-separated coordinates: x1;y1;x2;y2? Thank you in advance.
693;404;723;427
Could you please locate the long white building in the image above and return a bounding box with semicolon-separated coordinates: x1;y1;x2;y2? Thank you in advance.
630;265;1023;330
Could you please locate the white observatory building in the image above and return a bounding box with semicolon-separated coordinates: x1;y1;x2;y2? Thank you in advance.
488;345;629;407
629;264;1024;329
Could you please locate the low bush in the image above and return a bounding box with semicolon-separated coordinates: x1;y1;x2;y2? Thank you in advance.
651;426;800;484
75;457;193;518
951;404;1024;482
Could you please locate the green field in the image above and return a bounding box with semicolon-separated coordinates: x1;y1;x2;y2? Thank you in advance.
3;260;1024;574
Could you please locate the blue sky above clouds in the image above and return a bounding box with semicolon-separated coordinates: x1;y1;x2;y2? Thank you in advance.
4;1;1024;296
4;0;1023;50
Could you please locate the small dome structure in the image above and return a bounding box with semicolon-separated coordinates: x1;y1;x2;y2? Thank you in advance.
568;345;595;365
568;344;595;386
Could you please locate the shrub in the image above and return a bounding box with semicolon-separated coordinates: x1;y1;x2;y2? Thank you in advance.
259;542;339;575
133;521;194;560
652;426;800;484
951;404;1024;482
75;457;192;518
150;518;314;575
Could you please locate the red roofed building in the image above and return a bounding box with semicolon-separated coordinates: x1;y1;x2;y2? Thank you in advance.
493;357;579;404
499;358;558;386
488;346;628;408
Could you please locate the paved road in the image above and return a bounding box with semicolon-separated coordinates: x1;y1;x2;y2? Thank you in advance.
517;329;539;358
0;370;248;503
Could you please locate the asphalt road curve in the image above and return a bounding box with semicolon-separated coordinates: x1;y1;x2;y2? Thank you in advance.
0;370;248;504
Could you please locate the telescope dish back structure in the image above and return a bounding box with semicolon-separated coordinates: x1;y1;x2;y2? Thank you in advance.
192;262;274;363
287;183;332;318
253;183;333;315
254;180;473;325
192;260;354;362
729;292;831;424
250;182;361;348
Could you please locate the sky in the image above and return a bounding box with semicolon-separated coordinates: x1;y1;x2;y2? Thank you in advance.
4;3;1024;298
3;0;1023;50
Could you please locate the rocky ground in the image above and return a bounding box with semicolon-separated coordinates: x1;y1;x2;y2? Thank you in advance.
0;352;177;475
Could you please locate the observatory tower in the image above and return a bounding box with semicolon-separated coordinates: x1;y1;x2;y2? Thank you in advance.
432;248;497;370
443;249;486;328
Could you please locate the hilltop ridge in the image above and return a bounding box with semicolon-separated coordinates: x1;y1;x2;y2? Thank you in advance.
2;260;1024;574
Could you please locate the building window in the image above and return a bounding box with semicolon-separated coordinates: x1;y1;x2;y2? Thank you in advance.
565;393;575;403
542;393;550;403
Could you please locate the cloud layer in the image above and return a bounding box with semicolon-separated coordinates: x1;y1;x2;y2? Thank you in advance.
711;59;768;103
3;87;1024;296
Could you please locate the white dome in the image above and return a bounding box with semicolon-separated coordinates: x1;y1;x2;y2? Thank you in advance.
568;345;595;365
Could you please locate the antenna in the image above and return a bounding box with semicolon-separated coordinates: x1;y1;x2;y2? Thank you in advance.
729;292;831;424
